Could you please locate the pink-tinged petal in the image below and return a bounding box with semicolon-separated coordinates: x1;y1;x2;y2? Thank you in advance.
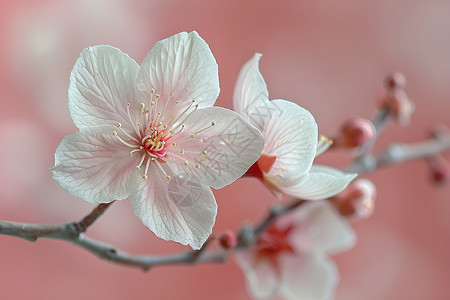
129;166;217;250
51;126;141;203
136;31;219;121
68;45;140;132
276;165;357;200
233;53;269;121
234;251;279;299
167;107;264;189
252;99;318;177
288;202;356;254
279;253;338;300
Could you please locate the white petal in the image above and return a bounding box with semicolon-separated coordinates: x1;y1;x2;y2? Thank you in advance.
51;126;141;203
288;202;356;254
136;31;219;121
167;107;264;189
129;167;217;250
68;45;140;132
276;165;357;200
253;99;318;178
279;253;339;300
233;53;269;121
234;251;279;299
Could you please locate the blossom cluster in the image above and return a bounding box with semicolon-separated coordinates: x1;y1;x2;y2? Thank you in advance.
52;31;361;299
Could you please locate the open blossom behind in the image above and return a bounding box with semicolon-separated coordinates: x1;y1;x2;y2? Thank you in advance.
235;201;356;300
233;53;357;200
51;32;264;249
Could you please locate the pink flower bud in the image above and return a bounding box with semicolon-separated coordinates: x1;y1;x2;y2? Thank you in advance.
218;230;238;250
330;179;376;220
332;118;376;149
426;155;449;184
379;73;415;126
385;71;406;91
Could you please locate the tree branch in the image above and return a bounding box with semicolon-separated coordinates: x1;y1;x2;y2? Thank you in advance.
347;133;450;173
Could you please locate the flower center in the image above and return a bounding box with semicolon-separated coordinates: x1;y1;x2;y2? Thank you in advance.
111;88;216;181
254;224;295;267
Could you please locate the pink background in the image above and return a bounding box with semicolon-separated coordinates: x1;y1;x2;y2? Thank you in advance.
1;0;449;299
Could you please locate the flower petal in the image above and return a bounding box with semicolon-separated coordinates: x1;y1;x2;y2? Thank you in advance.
233;53;269;121
51;126;141;203
253;99;318;178
279;253;339;300
234;251;279;299
276;165;357;200
136;31;219;121
288;202;356;254
167;107;264;189
68;45;140;132
129;167;217;250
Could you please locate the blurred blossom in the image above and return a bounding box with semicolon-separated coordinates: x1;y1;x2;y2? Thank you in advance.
234;53;356;200
8;0;152;130
329;179;376;220
51;32;263;249
235;201;356;300
332;118;376;150
378;72;415;126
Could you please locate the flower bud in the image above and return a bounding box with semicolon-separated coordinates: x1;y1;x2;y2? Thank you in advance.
385;71;406;91
330;179;376;220
379;72;415;126
426;155;449;184
218;230;238;250
332;118;376;149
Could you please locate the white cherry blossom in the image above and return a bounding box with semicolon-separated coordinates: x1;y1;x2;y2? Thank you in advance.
234;53;357;200
235;201;356;300
52;32;264;249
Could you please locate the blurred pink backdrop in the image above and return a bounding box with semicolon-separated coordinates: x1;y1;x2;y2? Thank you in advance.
1;0;449;299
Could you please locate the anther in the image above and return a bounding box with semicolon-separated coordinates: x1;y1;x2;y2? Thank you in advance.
166;175;171;180
211;121;216;126
169;91;174;96
150;88;155;93
180;149;185;154
202;150;208;155
156;94;160;98
172;142;177;146
195;164;200;168
184;161;189;166
190;133;195;138
142;175;148;180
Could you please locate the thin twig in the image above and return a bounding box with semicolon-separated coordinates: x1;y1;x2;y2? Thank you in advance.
76;201;115;232
347;133;450;173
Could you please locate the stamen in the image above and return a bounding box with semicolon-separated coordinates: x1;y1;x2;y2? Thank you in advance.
126;103;141;137
159;91;175;121
112;131;140;148
130;148;143;156
316;134;333;157
116;123;140;143
143;157;151;179
154;160;171;180
167;100;198;130
173;120;216;144
202;150;208;156
136;153;146;170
